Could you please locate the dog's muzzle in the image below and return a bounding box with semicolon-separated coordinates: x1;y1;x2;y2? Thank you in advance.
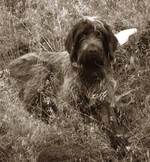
77;46;104;70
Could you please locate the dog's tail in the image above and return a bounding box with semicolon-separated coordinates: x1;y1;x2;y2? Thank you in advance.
115;28;137;45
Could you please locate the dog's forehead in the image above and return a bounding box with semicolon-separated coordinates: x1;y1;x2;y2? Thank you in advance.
79;16;105;32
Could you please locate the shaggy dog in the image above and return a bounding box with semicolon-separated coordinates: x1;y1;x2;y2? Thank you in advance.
8;17;118;125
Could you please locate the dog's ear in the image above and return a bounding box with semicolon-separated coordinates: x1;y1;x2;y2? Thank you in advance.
65;23;78;63
65;20;84;63
102;22;118;62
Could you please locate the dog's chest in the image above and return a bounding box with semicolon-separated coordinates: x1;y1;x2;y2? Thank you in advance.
81;79;111;105
62;74;114;106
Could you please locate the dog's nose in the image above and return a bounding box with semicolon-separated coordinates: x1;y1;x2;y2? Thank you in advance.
87;47;98;55
86;47;101;62
77;45;104;68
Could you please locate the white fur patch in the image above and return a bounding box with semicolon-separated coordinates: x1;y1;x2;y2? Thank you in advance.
82;16;98;22
82;16;105;31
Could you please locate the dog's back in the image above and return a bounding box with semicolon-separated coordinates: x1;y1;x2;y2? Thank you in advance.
8;51;70;122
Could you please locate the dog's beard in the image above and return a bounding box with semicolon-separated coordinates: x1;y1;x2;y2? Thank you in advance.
75;47;105;81
77;52;104;69
75;55;106;85
78;67;105;83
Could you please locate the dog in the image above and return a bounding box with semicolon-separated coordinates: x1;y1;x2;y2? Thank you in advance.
8;17;119;124
8;17;139;160
61;17;118;123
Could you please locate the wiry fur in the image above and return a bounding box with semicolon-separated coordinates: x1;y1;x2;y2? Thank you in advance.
8;17;118;124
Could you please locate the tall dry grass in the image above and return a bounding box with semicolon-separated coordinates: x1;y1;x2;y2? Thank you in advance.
0;0;150;161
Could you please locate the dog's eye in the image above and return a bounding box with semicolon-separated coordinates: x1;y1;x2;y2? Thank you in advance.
79;34;87;42
82;33;87;38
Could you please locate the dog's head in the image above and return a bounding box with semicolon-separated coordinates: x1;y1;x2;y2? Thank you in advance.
65;17;118;79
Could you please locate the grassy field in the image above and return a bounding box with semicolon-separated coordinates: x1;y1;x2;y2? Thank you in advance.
0;0;150;161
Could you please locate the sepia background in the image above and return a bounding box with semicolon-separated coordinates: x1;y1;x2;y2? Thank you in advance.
0;0;150;161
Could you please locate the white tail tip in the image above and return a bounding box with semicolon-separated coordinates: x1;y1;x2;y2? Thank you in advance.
115;28;137;45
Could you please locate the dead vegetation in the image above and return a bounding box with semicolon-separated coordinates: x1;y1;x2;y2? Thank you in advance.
0;0;150;161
